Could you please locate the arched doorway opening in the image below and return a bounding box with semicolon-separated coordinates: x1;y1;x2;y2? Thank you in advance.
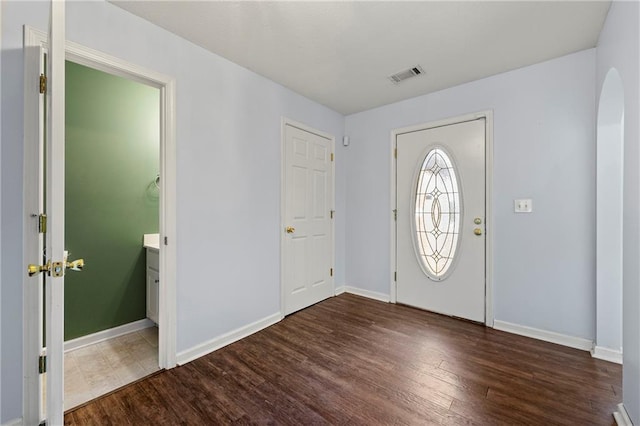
594;68;624;363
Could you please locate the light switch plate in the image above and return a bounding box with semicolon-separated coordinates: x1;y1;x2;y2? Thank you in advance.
514;199;532;213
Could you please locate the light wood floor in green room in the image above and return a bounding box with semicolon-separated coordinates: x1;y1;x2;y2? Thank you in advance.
64;293;621;425
64;327;159;410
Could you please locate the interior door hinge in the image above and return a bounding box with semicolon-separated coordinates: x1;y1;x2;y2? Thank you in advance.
394;148;397;159
393;209;397;221
39;355;46;374
330;210;335;219
38;214;47;234
164;236;168;245
331;153;334;162
39;74;47;94
394;271;397;282
330;268;333;277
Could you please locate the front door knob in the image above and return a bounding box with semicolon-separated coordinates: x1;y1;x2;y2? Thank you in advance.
473;228;483;236
286;226;295;234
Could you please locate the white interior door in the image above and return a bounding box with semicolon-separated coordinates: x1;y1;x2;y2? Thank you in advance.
22;38;46;426
46;1;66;423
283;123;334;315
396;119;486;322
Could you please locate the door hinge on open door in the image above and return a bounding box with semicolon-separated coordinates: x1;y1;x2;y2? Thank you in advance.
39;355;46;374
38;214;47;233
330;268;333;277
39;74;47;94
331;153;334;162
330;210;335;219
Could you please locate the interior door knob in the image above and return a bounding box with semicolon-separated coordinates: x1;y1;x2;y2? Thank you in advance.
473;228;482;236
286;226;295;234
27;261;51;277
66;258;85;271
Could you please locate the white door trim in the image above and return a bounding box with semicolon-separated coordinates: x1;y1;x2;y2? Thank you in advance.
22;25;177;422
389;111;494;326
280;117;336;318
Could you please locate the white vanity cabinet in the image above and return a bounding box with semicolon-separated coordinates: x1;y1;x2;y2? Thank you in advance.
144;234;160;325
146;248;159;324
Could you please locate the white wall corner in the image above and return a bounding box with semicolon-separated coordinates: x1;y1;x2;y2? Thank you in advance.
2;418;23;426
613;403;633;426
334;286;346;296
493;320;593;351
591;345;623;364
176;313;281;365
344;286;390;303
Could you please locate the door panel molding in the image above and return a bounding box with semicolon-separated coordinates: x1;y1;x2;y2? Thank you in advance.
389;111;494;326
280;118;336;317
22;25;177;423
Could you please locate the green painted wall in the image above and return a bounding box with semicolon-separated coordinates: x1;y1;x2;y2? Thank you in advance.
65;61;159;341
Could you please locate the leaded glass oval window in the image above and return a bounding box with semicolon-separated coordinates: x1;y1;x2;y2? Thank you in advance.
413;147;461;280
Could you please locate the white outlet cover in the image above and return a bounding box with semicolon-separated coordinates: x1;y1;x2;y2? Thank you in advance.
514;199;533;213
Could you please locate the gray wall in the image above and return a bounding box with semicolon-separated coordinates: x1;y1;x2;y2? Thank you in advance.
1;1;345;421
344;49;597;340
596;0;640;422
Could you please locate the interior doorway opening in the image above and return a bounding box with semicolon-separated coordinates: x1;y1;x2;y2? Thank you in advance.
62;59;162;410
22;26;177;425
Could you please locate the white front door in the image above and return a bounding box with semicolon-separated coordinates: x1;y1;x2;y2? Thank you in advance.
282;123;334;315
396;119;486;322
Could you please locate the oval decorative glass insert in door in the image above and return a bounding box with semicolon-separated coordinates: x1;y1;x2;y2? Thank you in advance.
413;147;461;280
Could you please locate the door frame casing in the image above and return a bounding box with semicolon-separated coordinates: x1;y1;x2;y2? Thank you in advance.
389;111;494;326
22;25;177;421
280;117;336;318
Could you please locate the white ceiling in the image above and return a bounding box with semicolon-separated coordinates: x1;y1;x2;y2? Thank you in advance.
111;1;611;115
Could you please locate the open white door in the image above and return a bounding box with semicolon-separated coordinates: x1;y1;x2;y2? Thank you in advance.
45;1;66;423
23;3;68;423
22;32;46;426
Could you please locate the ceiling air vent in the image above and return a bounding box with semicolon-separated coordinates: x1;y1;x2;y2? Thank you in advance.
388;65;425;84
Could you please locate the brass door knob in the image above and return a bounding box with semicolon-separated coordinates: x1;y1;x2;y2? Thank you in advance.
27;264;43;277
474;228;483;236
27;261;51;277
474;217;482;225
66;258;85;271
286;226;295;234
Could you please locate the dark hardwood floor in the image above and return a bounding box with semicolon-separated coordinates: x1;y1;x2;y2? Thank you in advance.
64;294;621;425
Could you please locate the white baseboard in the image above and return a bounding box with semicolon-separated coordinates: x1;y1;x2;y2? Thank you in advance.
493;320;593;351
614;403;633;426
176;312;281;365
2;418;22;426
591;345;623;364
341;286;390;303
64;318;155;352
334;285;346;295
